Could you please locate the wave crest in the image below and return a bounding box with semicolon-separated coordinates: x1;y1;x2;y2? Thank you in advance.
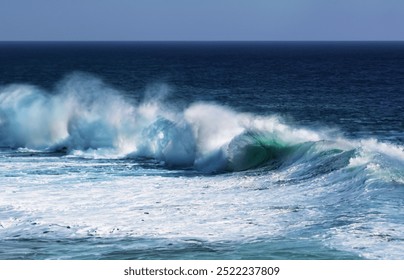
1;74;403;175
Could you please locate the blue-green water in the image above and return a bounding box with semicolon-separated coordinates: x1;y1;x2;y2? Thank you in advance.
0;42;403;259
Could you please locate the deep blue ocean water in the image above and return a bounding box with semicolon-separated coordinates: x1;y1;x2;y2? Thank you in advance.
0;42;403;259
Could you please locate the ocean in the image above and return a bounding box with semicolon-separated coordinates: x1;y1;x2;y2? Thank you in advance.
0;42;403;259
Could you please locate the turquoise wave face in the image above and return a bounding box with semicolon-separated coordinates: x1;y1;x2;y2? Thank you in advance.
226;131;293;171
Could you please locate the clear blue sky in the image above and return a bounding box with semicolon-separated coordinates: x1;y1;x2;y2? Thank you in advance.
1;0;403;41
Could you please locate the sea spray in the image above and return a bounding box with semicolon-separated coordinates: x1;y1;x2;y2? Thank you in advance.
1;73;403;175
0;74;312;170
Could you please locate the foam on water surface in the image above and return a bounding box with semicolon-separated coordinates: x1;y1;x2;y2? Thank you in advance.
1;73;403;259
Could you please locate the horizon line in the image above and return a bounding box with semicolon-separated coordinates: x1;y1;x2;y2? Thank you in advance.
1;40;404;43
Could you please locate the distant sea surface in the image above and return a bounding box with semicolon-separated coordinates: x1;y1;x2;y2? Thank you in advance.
0;42;403;259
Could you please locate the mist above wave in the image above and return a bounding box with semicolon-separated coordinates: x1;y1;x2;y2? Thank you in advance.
0;73;403;174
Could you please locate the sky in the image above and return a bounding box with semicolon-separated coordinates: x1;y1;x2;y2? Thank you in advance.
0;0;403;41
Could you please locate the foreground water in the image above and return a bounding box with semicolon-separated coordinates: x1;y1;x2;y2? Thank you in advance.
0;42;403;259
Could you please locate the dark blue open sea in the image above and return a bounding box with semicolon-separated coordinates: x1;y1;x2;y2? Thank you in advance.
0;42;403;259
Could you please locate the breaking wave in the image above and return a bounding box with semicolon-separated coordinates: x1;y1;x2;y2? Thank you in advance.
1;73;403;176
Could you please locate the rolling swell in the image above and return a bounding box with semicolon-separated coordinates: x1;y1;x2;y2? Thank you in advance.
0;74;403;179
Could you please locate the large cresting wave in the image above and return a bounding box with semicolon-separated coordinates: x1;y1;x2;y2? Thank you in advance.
1;73;403;175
